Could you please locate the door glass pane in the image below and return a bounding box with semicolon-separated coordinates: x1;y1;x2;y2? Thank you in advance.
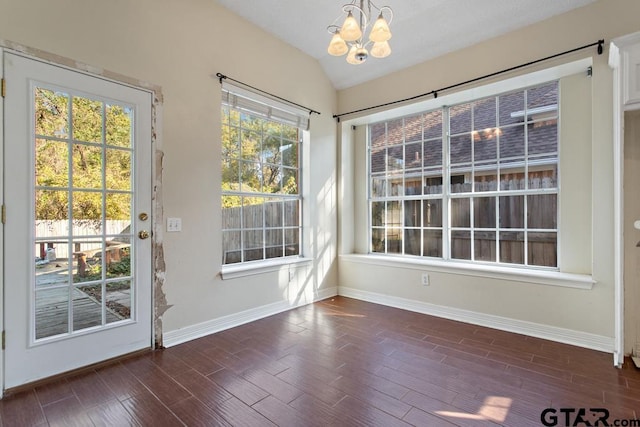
72;96;103;143
105;148;132;191
35;239;70;289
72;191;103;235
36;139;69;187
32;85;136;341
35;88;69;138
35;190;69;236
73;284;103;331
105;237;131;280
35;287;69;339
106;104;132;148
72;238;103;284
106;193;132;225
106;280;132;323
72;144;103;189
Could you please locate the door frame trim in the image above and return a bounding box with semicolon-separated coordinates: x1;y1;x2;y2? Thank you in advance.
0;42;166;396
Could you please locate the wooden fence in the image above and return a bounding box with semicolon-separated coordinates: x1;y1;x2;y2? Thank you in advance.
35;220;130;259
222;201;299;264
373;172;558;266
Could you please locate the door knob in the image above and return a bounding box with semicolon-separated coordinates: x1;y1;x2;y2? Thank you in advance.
138;230;150;239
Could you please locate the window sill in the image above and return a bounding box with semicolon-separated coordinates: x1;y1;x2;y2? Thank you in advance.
221;257;312;280
339;254;595;290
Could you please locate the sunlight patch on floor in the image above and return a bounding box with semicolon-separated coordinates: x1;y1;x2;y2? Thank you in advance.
436;396;512;423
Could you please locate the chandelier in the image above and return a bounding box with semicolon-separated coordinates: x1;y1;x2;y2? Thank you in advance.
327;0;393;64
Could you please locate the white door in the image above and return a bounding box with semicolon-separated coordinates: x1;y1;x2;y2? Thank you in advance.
3;52;153;389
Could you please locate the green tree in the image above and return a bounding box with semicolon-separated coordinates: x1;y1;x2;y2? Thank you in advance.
221;107;299;208
34;88;133;225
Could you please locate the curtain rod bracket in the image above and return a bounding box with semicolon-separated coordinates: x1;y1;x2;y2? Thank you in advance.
216;73;226;84
597;40;604;55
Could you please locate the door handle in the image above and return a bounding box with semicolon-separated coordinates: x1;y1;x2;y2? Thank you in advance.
138;230;150;239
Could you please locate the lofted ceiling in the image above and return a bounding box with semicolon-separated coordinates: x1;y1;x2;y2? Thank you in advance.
216;0;596;90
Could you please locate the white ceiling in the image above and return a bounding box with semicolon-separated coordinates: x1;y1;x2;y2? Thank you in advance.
216;0;596;90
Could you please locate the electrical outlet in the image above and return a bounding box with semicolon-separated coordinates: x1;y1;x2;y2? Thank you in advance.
421;273;430;286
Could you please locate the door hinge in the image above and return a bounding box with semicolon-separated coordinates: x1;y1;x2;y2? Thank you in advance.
1;205;5;224
1;78;5;98
2;331;5;350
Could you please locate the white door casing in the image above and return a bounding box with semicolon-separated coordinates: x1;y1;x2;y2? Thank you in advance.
3;52;153;389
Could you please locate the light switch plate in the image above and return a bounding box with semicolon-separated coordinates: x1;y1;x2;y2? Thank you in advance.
167;217;182;232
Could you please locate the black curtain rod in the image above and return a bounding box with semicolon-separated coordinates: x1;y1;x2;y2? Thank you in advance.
216;73;321;116
333;39;604;121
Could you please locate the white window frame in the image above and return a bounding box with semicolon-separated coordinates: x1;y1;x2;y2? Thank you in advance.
220;82;310;278
367;82;560;270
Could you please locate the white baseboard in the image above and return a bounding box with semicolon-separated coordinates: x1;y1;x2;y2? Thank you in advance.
162;286;338;348
339;286;614;353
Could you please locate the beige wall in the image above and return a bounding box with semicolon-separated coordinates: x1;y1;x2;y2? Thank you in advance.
0;0;339;335
338;0;640;347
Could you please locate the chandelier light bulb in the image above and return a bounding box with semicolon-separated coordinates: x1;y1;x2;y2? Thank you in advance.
346;45;367;64
340;11;362;42
370;40;391;58
369;13;392;42
328;32;349;56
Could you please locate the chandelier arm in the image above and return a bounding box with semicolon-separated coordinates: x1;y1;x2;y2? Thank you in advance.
327;24;341;35
379;6;393;25
342;3;369;30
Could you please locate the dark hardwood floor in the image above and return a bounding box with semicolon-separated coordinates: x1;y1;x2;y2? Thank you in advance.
2;296;639;426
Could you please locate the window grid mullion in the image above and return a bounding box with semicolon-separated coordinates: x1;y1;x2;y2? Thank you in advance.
523;89;530;266
443;107;451;261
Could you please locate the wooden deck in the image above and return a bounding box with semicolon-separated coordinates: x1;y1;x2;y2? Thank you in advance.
35;287;121;339
34;260;130;339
